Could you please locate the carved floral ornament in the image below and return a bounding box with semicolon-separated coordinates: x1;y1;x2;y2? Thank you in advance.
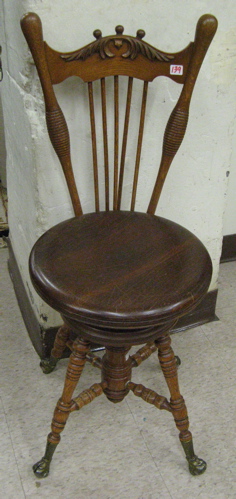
61;25;175;63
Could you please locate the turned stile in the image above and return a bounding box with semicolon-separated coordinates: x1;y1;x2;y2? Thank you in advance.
21;13;82;216
21;13;217;216
148;15;218;214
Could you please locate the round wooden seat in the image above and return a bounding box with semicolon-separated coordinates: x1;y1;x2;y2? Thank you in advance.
30;211;212;342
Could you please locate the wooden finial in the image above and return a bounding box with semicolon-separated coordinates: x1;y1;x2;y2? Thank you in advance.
136;29;145;39
195;14;218;42
93;29;102;39
115;25;124;35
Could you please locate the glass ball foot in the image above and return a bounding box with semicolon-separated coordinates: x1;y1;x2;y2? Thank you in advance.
33;458;50;478
188;456;207;476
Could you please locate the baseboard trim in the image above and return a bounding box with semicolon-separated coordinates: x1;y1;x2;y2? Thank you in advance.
8;237;49;358
171;289;218;334
7;238;218;358
221;234;236;263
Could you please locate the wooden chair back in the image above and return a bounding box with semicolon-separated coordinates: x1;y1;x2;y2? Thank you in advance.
21;13;217;216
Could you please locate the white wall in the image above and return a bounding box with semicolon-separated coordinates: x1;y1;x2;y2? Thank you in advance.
1;0;236;329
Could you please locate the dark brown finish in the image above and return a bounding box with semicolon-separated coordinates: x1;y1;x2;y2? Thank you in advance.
86;351;103;369
220;234;236;263
113;75;119;209
88;81;100;212
0;46;3;82
30;211;212;333
100;77;110;210
6;234;218;358
173;288;218;333
20;12;217;478
117;76;133;209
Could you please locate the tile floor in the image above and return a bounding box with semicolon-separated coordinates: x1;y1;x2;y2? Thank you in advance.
0;246;236;499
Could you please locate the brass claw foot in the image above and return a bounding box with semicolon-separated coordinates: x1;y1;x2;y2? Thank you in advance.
33;440;57;477
33;458;50;478
187;456;207;476
181;439;206;476
40;357;58;374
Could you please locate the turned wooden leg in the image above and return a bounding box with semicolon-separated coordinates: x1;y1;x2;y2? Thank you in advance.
155;334;206;476
40;324;71;374
33;337;90;478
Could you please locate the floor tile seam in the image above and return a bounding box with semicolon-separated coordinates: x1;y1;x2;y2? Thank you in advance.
199;326;235;369
201;323;236;335
0;396;27;498
177;325;233;372
137;430;175;499
200;329;236;376
124;398;174;499
203;330;232;354
202;318;236;335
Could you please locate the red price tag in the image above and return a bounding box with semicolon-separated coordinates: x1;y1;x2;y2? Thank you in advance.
170;65;183;75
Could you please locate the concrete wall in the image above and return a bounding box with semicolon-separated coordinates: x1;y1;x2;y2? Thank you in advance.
1;0;236;329
0;96;7;187
223;125;236;236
